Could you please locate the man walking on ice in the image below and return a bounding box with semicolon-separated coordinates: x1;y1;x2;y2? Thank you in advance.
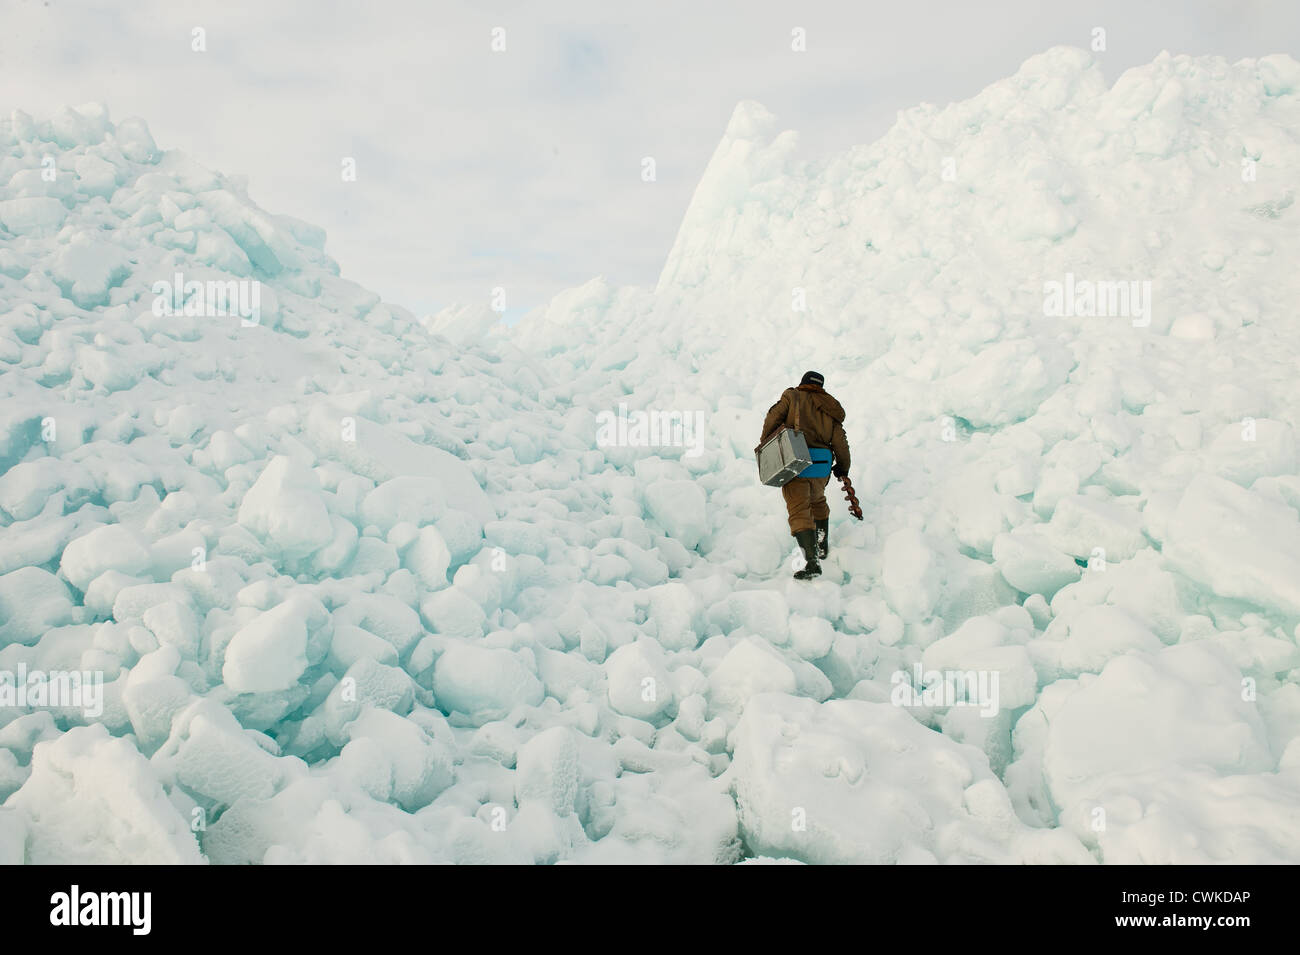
758;371;851;580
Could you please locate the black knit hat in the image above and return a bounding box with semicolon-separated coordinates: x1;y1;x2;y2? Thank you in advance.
800;370;825;387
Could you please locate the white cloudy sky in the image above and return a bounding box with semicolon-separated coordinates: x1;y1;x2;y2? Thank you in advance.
1;0;1295;319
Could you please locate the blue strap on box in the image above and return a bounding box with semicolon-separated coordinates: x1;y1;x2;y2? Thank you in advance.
799;447;832;478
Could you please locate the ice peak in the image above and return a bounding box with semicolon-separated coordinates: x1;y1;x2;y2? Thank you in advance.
656;102;800;293
1010;45;1097;81
722;100;778;142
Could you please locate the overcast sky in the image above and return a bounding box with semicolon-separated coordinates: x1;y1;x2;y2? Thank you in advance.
2;0;1296;319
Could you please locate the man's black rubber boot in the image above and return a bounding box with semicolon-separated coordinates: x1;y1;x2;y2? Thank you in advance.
793;529;822;579
815;519;829;559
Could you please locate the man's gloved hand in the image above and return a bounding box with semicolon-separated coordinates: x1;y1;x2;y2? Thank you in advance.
832;464;847;479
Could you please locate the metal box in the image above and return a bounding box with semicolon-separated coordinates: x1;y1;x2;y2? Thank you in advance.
756;428;814;487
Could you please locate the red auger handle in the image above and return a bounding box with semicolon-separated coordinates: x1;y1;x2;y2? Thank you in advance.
839;475;864;521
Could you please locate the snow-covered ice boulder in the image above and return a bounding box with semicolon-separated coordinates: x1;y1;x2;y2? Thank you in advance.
1039;643;1273;793
0;566;77;646
604;640;674;722
1031;604;1164;680
432;643;543;725
1043;495;1146;563
1009;642;1293;862
152;700;287;808
51;236;131;309
644;479;706;550
222;594;329;694
7;724;204;864
360;476;447;534
122;645;194;751
943;339;1071;428
60;523;153;592
316;416;494;529
0;196;66;234
403;525;451;588
1164;474;1300;617
643;581;701;651
340;708;454;811
707;637;796;716
237;456;333;559
992;530;1081;598
882;528;942;623
1206;419;1296;487
729;693;1090;864
514;726;581;817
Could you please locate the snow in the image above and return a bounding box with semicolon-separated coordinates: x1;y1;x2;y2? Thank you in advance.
3;48;1300;864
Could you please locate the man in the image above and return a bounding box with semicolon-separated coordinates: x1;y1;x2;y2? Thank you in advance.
758;370;851;579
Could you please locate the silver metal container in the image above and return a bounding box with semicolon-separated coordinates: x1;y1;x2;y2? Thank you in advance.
756;428;814;487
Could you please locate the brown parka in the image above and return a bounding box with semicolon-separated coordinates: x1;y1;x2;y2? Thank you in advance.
760;383;851;474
